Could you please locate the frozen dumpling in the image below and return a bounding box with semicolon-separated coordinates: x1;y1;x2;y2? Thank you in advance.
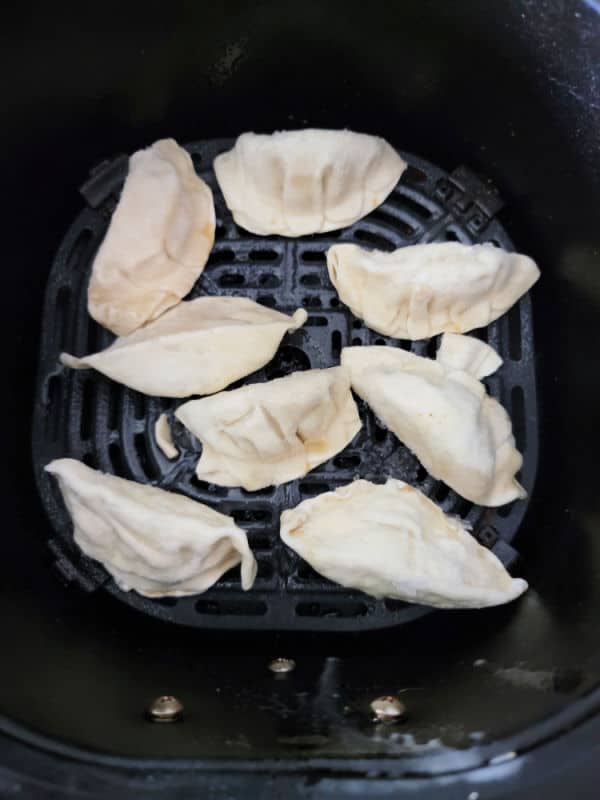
326;242;540;339
88;139;215;336
342;337;525;506
45;458;257;597
214;129;406;236
175;367;361;490
61;297;307;397
280;478;527;608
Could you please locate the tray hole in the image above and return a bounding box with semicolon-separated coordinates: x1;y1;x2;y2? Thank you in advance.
157;597;178;607
191;153;202;171
249;249;279;262
404;165;428;184
296;601;368;618
56;287;72;347
208;248;235;266
108;442;128;477
301;250;326;263
511;385;527;451
369;208;415;237
354;229;395;252
232;508;272;525
256;560;274;580
374;422;388;442
79;380;95;440
330;297;340;307
353;320;362;329
300;273;321;287
351;337;362;346
497;502;514;518
331;330;342;358
417;464;428;483
265;345;311;379
426;336;438;359
134;432;158;479
374;338;386;346
45;375;63;440
508;305;522;360
249;534;272;550
384;599;410;612
445;229;460;241
191;476;229;496
82;451;97;469
259;273;281;288
195;598;267;616
219;272;245;287
394;192;433;219
305;315;327;327
299;481;331;496
107;384;120;430
333;453;361;469
86;320;103;354
434;482;450;503
303;296;322;309
296;562;324;581
215;223;227;240
257;294;276;307
132;392;145;420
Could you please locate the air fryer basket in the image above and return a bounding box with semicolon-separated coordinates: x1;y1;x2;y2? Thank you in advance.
33;140;538;631
3;1;600;797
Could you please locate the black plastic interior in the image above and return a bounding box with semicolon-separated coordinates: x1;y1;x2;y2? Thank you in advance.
2;0;600;778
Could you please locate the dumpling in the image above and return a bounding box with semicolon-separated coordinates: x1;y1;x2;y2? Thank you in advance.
326;242;540;339
154;413;178;459
342;336;525;506
213;129;406;236
436;332;502;379
280;478;527;608
88;139;215;336
61;297;307;397
175;367;361;490
45;458;257;597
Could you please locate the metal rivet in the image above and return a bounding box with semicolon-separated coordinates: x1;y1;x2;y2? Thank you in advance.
370;696;406;722
268;657;296;674
147;695;184;723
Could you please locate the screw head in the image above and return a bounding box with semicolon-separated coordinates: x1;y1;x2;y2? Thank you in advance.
268;657;296;674
147;695;184;723
370;696;406;722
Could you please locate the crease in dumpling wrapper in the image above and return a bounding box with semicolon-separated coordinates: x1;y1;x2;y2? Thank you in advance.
45;458;257;597
341;335;525;507
60;296;307;398
175;366;362;491
280;478;528;609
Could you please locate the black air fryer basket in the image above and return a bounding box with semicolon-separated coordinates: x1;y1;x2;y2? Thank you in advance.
3;2;600;798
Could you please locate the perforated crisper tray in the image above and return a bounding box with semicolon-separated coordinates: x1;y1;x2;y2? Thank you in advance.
32;139;538;631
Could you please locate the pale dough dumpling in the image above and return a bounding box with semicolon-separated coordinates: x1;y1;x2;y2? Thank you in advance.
45;459;257;597
176;367;361;490
280;478;527;608
342;337;525;506
88;139;215;336
213;129;406;236
436;332;502;379
154;413;178;459
327;242;540;339
61;297;307;397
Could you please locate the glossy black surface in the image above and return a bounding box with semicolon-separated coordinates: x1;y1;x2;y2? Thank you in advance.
1;0;600;789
